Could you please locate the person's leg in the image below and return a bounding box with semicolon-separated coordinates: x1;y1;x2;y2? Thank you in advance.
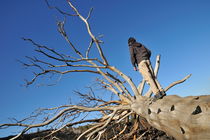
146;60;165;96
138;60;160;95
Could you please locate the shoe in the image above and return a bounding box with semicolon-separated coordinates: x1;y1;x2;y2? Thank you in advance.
152;91;166;102
160;91;166;98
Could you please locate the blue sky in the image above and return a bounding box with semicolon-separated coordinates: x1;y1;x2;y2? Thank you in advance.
0;0;210;137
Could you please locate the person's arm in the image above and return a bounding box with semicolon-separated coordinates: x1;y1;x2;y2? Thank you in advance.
129;47;137;71
144;45;151;58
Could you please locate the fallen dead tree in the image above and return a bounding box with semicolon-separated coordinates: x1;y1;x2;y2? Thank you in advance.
1;1;209;140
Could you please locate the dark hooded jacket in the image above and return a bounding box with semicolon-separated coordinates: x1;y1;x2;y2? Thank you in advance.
129;42;151;67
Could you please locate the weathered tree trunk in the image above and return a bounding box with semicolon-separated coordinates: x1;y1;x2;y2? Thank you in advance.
131;95;210;140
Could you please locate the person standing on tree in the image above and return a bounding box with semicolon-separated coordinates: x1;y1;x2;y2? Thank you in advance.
128;37;165;100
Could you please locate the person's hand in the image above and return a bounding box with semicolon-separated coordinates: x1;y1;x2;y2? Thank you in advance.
134;67;138;71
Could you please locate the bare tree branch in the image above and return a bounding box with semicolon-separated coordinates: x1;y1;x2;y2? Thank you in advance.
67;0;108;65
164;74;192;92
45;0;77;16
86;7;93;20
